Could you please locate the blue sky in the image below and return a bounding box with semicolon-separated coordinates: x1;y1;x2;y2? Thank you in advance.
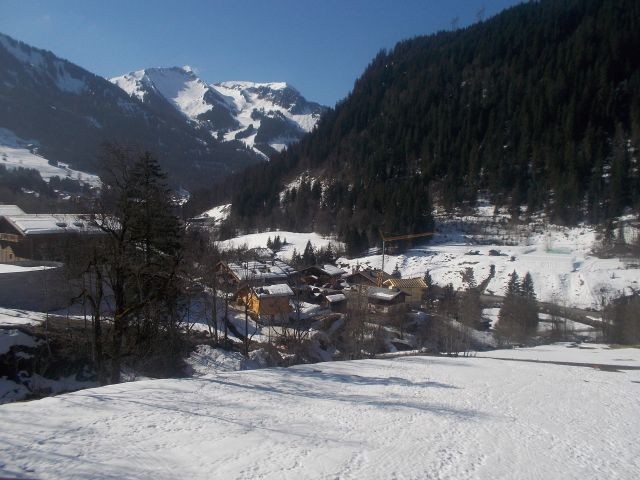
0;0;522;106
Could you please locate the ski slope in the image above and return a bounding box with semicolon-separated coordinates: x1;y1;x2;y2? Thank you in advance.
0;343;638;479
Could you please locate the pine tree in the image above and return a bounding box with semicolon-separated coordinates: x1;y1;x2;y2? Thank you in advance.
496;271;521;344
92;148;184;383
291;248;302;267
520;272;539;336
302;240;316;265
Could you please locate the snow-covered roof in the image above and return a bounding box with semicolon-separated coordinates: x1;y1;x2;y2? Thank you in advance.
324;293;346;303
2;214;98;235
256;284;294;298
226;260;295;281
322;264;346;276
300;264;346;277
0;205;25;216
367;287;407;301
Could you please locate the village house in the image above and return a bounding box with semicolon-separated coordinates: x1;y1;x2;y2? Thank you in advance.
366;286;408;316
382;277;427;306
239;283;294;322
321;292;348;313
298;264;346;288
0;207;99;262
215;260;296;290
344;268;392;287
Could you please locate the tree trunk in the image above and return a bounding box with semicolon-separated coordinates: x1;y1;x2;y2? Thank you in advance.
110;316;125;384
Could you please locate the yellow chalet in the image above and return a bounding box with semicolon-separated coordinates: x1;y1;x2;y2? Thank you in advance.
240;283;294;321
382;277;427;306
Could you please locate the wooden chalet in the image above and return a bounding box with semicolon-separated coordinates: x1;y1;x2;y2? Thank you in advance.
298;264;346;287
344;268;392;287
321;292;348;313
366;287;408;315
382;277;427;306
0;208;99;262
239;283;294;321
215;260;296;290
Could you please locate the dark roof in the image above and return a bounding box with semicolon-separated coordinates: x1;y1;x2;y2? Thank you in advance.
345;269;392;284
298;264;346;277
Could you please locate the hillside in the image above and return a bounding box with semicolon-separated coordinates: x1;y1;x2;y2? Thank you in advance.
1;344;639;479
221;0;640;249
0;33;261;189
111;68;326;158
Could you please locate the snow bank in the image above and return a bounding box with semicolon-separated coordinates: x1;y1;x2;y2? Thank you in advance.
185;345;259;377
1;348;639;479
0;378;29;403
0;328;39;355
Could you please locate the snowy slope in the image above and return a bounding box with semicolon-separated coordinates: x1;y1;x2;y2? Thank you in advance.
0;34;87;94
220;231;343;260
110;67;326;157
338;218;640;310
213;80;323;152
111;66;218;117
0;128;100;187
0;33;259;189
192;203;231;224
1;344;639;479
0;307;49;327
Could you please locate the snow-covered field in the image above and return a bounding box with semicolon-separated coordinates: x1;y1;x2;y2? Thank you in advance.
1;343;638;479
339;224;639;310
220;231;343;261
0;128;100;187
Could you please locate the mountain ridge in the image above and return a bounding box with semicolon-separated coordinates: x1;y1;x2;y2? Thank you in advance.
110;66;326;158
0;33;324;190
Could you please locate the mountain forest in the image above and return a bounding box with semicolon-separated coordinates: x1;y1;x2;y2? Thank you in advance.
214;0;640;252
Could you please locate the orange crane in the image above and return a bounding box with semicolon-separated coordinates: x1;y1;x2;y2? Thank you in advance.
378;230;435;286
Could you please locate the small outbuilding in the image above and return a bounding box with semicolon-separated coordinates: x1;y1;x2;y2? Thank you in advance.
321;292;348;313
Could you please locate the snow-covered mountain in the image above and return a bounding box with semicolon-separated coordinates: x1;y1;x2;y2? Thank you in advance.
111;67;326;158
0;33;262;189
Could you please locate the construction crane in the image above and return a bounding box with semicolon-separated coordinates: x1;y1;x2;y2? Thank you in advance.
378;230;435;286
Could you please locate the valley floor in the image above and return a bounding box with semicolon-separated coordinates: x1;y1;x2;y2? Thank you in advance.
1;343;639;479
